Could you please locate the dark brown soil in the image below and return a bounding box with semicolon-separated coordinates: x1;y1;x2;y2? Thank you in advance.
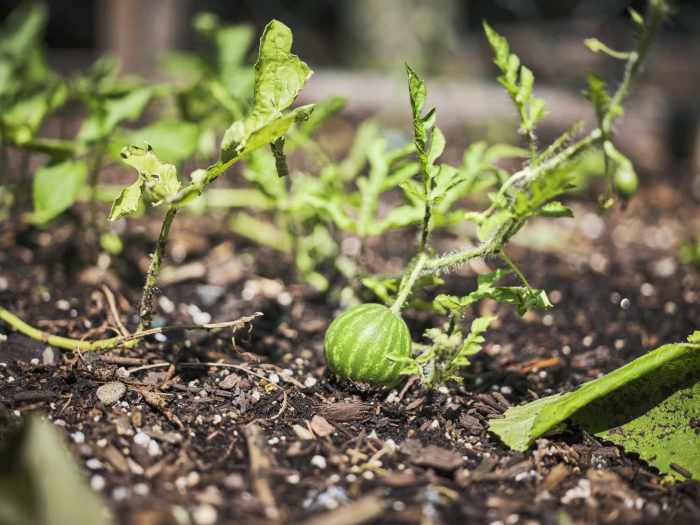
1;174;699;525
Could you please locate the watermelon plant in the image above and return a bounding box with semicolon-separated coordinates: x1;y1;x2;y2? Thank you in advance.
0;19;313;346
324;0;668;389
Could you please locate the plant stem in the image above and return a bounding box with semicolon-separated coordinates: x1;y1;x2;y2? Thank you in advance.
491;129;601;211
500;249;532;291
390;252;428;314
138;206;177;331
0;306;125;350
419;198;432;253
602;1;667;136
0;307;261;352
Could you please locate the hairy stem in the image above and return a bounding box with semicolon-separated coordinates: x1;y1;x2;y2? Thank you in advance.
138;206;177;331
391;252;428;314
602;0;667;135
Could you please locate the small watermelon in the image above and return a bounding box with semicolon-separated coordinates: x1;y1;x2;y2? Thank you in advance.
324;303;412;387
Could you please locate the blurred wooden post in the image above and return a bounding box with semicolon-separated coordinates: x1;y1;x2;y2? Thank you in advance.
97;0;188;76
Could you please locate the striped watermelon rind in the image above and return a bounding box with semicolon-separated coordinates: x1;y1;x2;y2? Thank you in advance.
324;303;412;387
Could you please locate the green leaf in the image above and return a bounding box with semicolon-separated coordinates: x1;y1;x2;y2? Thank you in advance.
296;96;346;137
361;276;399;305
457;315;497;363
108;179;144;221
490;332;700;482
119;144;181;205
371;205;424;235
539;201;574;218
31;160;88;224
230;211;292;253
483;21;547;138
110;118;200;164
406;64;427;118
14;137;82;159
220;20;313;162
78;87;152;143
433;269;551;317
583;74;615;124
3;83;68;143
100;232;123;255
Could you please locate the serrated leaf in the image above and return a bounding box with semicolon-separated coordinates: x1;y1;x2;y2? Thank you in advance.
31;159;88;224
406;64;427;116
483;21;546;138
433;268;550;317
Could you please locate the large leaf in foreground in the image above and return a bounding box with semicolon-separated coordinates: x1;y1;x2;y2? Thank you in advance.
490;332;700;481
0;415;110;525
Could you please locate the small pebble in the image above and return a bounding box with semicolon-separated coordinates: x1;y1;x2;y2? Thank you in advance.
192;504;218;525
112;487;129;501
42;347;55;366
90;475;106;491
96;381;126;405
134;431;151;447
56;299;70;311
86;458;103;470
133;483;150;496
311;455;327;469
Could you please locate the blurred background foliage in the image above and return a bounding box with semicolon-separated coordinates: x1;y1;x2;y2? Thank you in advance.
0;0;698;191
